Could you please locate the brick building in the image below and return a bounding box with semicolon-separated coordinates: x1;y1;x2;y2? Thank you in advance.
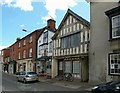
8;29;43;73
6;19;56;73
1;48;10;72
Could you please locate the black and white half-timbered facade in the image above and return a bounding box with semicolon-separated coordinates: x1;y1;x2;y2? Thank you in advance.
52;9;90;82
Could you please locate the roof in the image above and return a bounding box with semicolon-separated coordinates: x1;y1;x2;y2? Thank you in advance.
8;27;45;48
52;9;90;39
105;6;120;17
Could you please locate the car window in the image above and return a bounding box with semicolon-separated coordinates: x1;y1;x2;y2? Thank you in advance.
109;81;120;86
21;72;26;75
106;81;113;85
16;72;20;75
116;83;120;87
27;72;37;75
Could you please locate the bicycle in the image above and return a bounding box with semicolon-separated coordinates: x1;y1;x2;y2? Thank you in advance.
55;73;74;82
64;73;74;82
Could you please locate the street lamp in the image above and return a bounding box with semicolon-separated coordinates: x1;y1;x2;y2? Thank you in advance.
22;29;27;32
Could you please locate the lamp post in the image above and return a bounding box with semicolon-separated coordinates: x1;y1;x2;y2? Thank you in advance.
22;29;30;33
22;29;27;32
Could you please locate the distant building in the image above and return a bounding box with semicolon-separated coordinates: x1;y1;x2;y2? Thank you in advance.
89;2;120;83
1;48;10;73
36;19;56;77
52;9;90;81
0;50;4;71
2;19;56;74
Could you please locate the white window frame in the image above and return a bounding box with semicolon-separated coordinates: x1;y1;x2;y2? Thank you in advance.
18;52;20;59
23;39;26;46
18;42;20;48
23;50;26;58
29;36;32;43
109;53;120;75
29;48;32;57
112;15;120;39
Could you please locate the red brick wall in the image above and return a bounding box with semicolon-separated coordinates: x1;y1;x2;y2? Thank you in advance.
2;48;10;63
9;29;43;62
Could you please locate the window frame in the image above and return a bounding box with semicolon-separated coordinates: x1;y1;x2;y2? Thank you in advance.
105;6;120;41
18;52;20;59
18;42;20;48
29;36;32;43
111;15;120;39
29;48;32;58
23;39;26;46
23;50;26;58
108;53;120;76
61;32;80;49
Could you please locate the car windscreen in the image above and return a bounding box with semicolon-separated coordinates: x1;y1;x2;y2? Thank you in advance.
109;81;120;86
27;72;37;75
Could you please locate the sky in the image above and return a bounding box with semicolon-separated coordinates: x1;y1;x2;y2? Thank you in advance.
0;0;90;50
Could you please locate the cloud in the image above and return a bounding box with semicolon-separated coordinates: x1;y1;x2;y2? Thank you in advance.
0;0;33;11
20;24;25;28
0;45;10;51
13;0;33;11
42;0;78;21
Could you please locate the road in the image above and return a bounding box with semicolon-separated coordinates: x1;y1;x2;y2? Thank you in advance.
2;72;90;93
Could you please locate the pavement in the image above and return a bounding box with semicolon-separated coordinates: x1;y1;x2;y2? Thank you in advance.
38;76;96;91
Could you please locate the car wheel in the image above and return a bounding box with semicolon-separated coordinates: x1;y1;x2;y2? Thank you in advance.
23;79;26;83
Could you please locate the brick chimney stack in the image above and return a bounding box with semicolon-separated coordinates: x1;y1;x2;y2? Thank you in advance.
16;37;21;41
47;19;56;31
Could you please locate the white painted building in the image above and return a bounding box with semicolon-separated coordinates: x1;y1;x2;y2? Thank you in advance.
36;19;56;77
89;1;120;83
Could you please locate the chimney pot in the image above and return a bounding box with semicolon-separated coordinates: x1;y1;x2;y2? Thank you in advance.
47;19;56;31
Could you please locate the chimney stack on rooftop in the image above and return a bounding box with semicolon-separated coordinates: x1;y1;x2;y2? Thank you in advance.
16;37;21;41
47;19;56;31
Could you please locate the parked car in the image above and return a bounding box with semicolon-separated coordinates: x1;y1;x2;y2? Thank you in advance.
16;72;21;77
91;81;120;93
16;71;39;83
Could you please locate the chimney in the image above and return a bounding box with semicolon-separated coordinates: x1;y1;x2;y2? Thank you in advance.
47;19;56;31
16;37;20;41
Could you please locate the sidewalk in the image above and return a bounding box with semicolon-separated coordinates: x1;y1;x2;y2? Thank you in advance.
38;76;96;91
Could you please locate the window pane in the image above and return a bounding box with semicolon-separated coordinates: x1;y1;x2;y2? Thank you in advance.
65;61;71;73
109;53;120;75
73;61;80;73
111;69;114;73
112;15;120;38
112;15;120;27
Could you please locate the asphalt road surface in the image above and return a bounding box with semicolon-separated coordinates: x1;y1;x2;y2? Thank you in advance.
2;72;90;93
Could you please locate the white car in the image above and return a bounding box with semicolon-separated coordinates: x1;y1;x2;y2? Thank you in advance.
16;71;39;83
